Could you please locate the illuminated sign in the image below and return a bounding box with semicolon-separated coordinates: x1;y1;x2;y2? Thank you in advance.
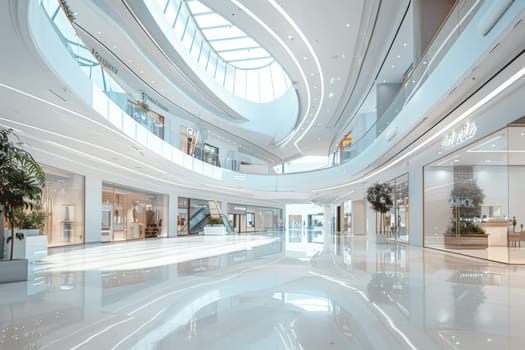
440;122;477;152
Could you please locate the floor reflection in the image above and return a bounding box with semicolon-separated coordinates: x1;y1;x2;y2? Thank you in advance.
0;229;524;349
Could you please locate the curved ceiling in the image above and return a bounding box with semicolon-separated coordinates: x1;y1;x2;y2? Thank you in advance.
62;0;411;162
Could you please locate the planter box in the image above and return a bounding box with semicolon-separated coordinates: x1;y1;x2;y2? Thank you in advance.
0;259;28;283
204;226;227;236
3;231;48;262
444;234;489;249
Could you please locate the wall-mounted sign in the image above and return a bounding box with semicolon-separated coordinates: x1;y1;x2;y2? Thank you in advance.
142;91;169;112
91;49;118;75
440;122;477;153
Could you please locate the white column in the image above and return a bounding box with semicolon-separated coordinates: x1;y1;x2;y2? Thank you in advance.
351;200;367;235
409;164;424;246
167;194;178;238
84;176;102;243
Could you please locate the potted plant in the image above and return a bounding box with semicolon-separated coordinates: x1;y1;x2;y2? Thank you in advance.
0;127;45;282
444;178;488;249
204;215;227;235
366;182;393;244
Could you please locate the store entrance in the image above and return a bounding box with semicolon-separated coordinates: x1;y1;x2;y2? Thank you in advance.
101;183;165;242
231;214;247;233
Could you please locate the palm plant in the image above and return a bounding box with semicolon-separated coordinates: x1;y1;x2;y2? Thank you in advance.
366;182;393;234
0;128;45;260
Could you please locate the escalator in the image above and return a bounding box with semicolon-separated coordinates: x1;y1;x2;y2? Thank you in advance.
183;207;210;234
221;214;235;235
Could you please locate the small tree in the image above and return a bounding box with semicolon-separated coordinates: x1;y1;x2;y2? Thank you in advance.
366;183;393;234
448;178;485;235
0;128;45;260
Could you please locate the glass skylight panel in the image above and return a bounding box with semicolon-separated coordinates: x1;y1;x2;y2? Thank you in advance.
186;1;210;14
194;13;230;29
220;48;268;63
235;58;274;69
146;0;293;102
204;27;246;41
210;37;259;52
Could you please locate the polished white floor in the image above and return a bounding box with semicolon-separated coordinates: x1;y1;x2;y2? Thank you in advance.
1;230;525;349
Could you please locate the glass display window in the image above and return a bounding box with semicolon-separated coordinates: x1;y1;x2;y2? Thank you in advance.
41;165;85;247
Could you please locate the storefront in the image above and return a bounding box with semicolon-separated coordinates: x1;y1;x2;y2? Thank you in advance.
178;197;222;235
102;183;167;241
424;121;525;263
388;174;409;243
41;165;85;247
228;204;282;233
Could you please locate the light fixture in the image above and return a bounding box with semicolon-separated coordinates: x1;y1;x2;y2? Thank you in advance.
346;23;350;27
403;43;408;47
391;64;396;69
287;35;293;40
397;55;401;58
303;56;308;60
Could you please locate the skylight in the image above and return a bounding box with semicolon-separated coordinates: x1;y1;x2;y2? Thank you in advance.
147;0;292;103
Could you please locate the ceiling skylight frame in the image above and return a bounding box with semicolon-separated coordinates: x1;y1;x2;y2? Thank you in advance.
148;0;292;103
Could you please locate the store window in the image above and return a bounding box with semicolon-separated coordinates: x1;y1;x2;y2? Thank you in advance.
102;183;167;241
41;165;85;247
388;174;409;242
423;124;525;263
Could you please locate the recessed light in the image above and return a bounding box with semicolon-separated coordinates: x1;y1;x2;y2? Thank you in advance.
303;56;308;60
521;132;524;136
403;43;408;47
140;70;144;73
453;159;460;162
391;64;396;69
346;23;350;27
113;45;117;49
341;54;345;58
287;35;293;40
328;92;334;98
423;61;428;65
396;55;401;58
313;85;317;89
310;72;315;76
151;80;155;83
97;31;102;35
491;144;496;147
128;59;132;63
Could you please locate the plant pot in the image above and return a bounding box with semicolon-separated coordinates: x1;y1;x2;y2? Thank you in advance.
0;259;28;283
3;234;48;262
444;234;489;249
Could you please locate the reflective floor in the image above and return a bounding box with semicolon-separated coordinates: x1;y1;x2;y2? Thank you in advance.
1;229;525;349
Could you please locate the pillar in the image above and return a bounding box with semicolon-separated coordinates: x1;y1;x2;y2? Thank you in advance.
351;200;367;235
168;194;178;238
84;176;102;243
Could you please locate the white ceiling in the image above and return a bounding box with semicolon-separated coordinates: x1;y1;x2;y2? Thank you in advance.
65;0;412;162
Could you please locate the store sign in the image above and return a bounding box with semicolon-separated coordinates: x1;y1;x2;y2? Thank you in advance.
448;197;474;208
91;49;118;75
142;91;169;112
234;206;247;212
440;122;477;153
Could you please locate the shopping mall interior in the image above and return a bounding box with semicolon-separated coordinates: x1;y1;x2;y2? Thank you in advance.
1;0;525;348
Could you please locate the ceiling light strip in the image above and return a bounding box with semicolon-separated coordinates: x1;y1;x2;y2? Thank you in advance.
229;0;311;148
267;0;325;148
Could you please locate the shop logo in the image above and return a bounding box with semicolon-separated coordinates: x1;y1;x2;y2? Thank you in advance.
440;122;477;153
448;197;474;208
